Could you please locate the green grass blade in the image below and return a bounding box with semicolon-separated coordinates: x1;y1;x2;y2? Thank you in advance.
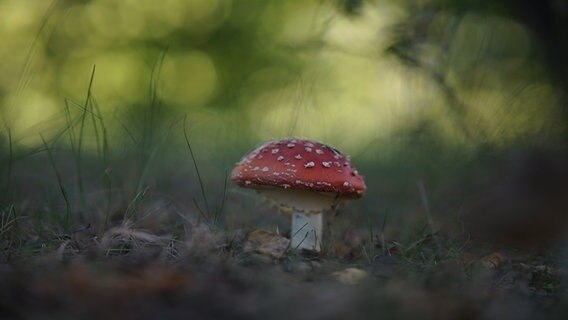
214;169;229;226
76;65;97;204
40;134;71;230
183;116;210;219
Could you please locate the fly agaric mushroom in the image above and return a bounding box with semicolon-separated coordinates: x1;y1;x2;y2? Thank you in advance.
231;138;366;251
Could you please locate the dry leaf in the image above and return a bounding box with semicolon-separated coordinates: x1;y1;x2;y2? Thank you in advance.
332;267;368;285
480;252;506;270
244;229;290;259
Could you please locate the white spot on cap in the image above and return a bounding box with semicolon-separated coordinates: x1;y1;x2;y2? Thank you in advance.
245;181;252;185
273;172;280;176
287;143;295;148
305;142;314;147
294;154;302;160
305;161;315;168
271;148;279;154
315;149;324;155
277;156;284;161
343;181;350;187
305;147;312;152
261;166;269;172
322;161;331;168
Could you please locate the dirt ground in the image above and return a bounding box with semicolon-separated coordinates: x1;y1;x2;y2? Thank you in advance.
1;148;567;320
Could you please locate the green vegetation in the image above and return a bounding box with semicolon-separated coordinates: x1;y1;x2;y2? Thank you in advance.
1;0;567;318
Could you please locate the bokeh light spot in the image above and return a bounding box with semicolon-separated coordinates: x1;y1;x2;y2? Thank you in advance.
160;51;218;107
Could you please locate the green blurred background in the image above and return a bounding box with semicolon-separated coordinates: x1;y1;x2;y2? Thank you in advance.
1;0;567;233
2;0;565;148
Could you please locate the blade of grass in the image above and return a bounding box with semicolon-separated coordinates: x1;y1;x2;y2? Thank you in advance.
417;179;442;254
63;99;76;153
381;210;388;256
192;198;208;223
291;222;309;239
287;79;314;136
88;97;102;160
367;216;375;259
135;148;157;193
133;51;168;193
11;0;59;110
118;119;139;146
3;129;13;198
417;179;435;234
87;97;113;230
214;169;229;225
40;134;71;230
103;168;112;230
148;49;168;117
134;118;182;194
293;223;311;250
92;98;109;165
76;65;97;204
124;186;148;222
8;115;82;165
183;116;210;218
0;204;21;239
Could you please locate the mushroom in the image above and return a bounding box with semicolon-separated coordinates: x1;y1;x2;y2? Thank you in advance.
231;138;366;251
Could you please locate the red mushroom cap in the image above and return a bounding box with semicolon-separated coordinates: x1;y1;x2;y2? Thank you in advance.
231;138;366;198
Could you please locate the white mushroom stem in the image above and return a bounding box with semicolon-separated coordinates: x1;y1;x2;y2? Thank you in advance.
259;188;337;252
291;211;322;251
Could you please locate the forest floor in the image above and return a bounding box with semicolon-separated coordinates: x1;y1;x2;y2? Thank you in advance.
1;147;567;320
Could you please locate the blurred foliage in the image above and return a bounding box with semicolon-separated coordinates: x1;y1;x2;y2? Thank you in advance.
0;0;565;157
